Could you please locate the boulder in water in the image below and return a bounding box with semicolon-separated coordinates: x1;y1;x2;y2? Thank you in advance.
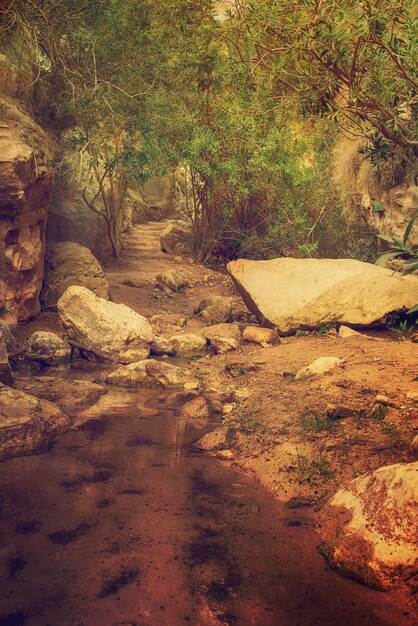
0;385;69;460
24;331;71;365
57;286;153;362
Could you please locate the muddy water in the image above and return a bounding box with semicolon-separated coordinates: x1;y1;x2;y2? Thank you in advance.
0;378;414;626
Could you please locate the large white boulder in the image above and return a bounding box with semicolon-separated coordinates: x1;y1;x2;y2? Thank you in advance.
227;258;418;334
319;461;418;590
57;286;153;362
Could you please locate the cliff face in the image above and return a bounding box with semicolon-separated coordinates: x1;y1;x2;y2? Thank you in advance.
0;57;53;324
334;139;418;246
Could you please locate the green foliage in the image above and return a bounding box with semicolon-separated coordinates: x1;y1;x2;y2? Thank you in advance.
299;413;330;433
291;450;335;484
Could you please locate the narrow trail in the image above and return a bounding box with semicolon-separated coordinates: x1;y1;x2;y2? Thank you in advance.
1;220;416;626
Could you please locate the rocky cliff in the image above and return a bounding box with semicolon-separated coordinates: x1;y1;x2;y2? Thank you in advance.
0;55;53;324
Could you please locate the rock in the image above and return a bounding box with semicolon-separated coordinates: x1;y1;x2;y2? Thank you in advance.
338;325;362;339
223;403;236;415
195;296;232;325
150;336;176;357
57;286;153;362
160;220;191;255
105;359;199;389
42;242;109;309
0;320;17;354
0;90;53;323
0;385;69;460
150;313;187;333
155;269;188;293
169;333;207;357
216;449;235;460
181;396;210;420
242;325;279;346
319;461;418;590
295;357;344;380
410;435;418;456
227;257;418;334
230;300;257;323
197;427;228;451
201;323;241;354
118;348;151;364
0;336;13;386
24;331;71;366
16;377;107;414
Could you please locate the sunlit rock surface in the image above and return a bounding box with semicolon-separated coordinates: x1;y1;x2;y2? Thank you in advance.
319;461;418;590
228;257;418;334
57;286;153;362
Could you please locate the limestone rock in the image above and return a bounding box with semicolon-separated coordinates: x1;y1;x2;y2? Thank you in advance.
150;336;176;357
57;286;153;362
106;359;199;389
201;323;241;354
42;242;109;309
0;94;53;322
295;357;344;380
195;296;232;325
242;325;279;346
227;257;418;334
155;269;188;293
319;461;418;590
24;331;71;366
0;320;17;354
150;313;187;333
338;325;360;338
0;385;69;460
0;336;13;386
16;377;107;414
160;220;191;255
169;333;207;357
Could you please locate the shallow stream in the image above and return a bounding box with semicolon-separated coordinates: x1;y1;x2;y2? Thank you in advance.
0;369;414;626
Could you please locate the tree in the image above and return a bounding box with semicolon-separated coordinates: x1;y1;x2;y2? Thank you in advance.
226;0;417;166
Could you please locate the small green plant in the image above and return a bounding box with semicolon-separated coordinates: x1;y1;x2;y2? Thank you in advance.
381;420;401;444
236;405;265;436
387;312;418;339
299;412;330;433
291;449;335;484
315;323;337;336
369;404;389;421
225;425;237;447
376;216;418;317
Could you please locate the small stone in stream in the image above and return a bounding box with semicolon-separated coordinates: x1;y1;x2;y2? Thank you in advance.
150;336;176;357
0;385;69;460
201;323;241;354
169;333;207;357
242;325;279;346
118;348;150;364
295;357;344;380
181;396;209;420
24;331;71;366
197;427;228;451
195;296;232;325
0;336;13;386
0;320;17;354
105;359;199;389
156;269;188;293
